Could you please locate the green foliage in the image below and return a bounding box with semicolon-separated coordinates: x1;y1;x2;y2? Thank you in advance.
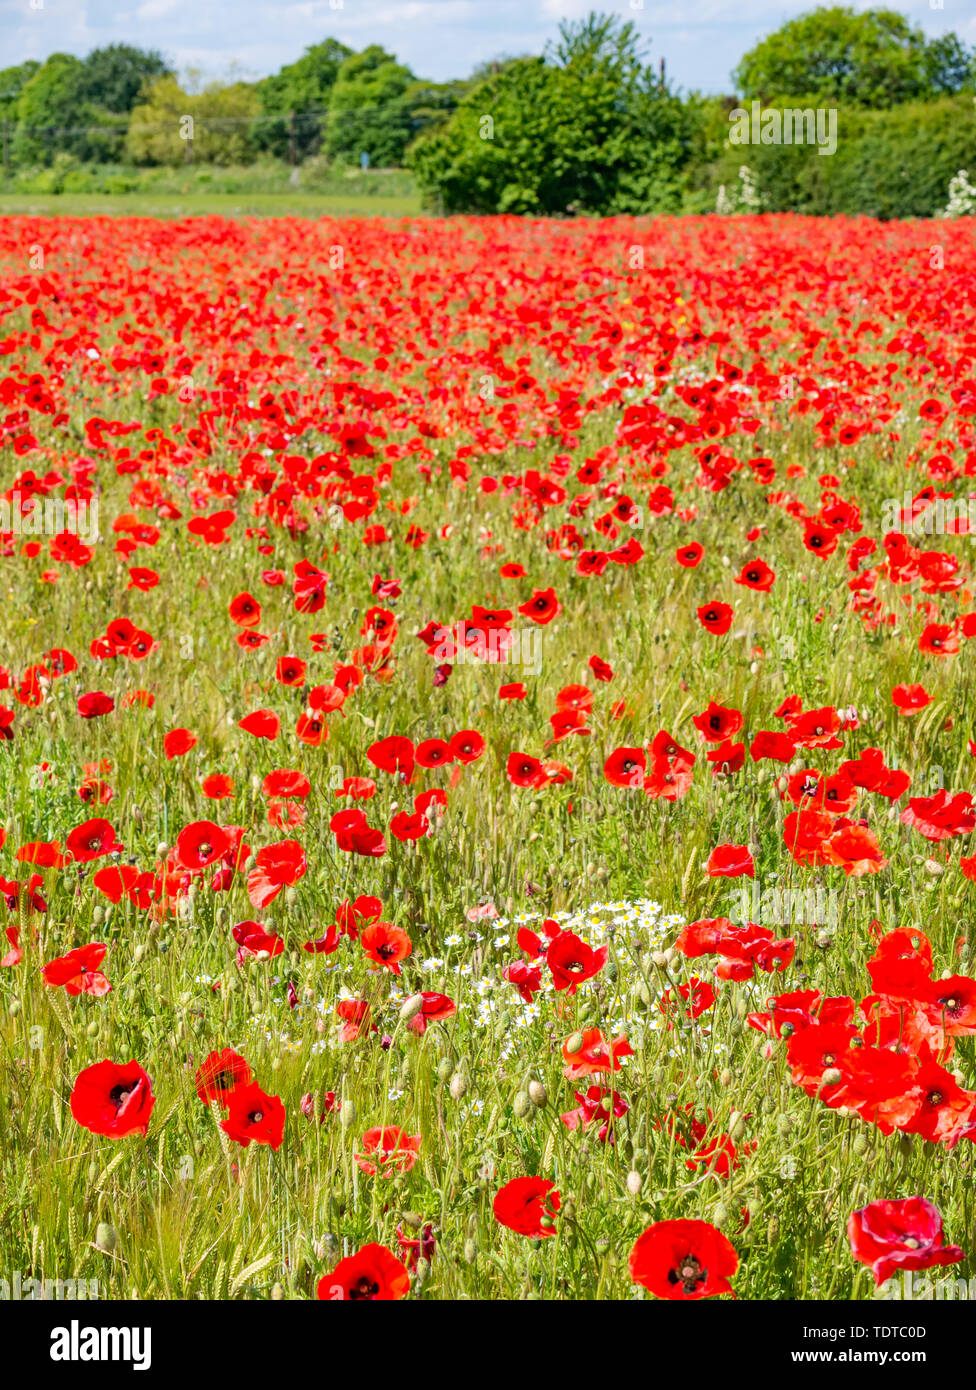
78;44;173;114
706;94;976;218
126;76;260;167
325;45;416;167
409;13;698;214
733;5;976;108
254;39;352;160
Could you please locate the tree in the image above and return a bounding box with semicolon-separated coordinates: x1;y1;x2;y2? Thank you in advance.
733;6;974;107
324;46;415;166
126;75;259;166
254;39;352;160
79;45;172;114
408;12;694;214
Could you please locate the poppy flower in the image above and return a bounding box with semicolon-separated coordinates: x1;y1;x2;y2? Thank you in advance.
692;702;742;743
706;844;754;878
247;839;307;908
449;729;485;763
316;1243;409;1301
892;684;932;715
70;1059;155;1138
734;559;775;591
354;1126;421;1177
562;1028;634;1078
493;1177;560;1237
175;820;229;872
546;931;608;993
330;809;387;856
238;709;280;740
630;1220;738;1300
361;921;412;974
518;587;560;624
901;790;975;841
194;1047;252;1103
848;1197;965;1287
228;592;262;628
220;1081;285;1149
42;942;110;996
66;818;122;862
697;602;733;635
77;691;114;718
507;752;546;788
164;728;197;759
603;746;645;788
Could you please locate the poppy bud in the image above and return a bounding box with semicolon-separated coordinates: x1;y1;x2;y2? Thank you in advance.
513;1091;532;1118
567;1031;585;1053
651;951;668;970
270;1283;284;1300
95;1222;117;1254
436;1058;453;1082
823;1067;842;1086
777;1115;794;1138
340;1099;356;1128
852;1134;868;1155
719;1068;732;1087
284;887;299;907
399;993;424;1022
527;1080;547;1108
400;1210;423;1229
449;1072;467;1100
463;1238;478;1263
729;1112;747;1143
626;1170;642;1196
767;1217;780;1242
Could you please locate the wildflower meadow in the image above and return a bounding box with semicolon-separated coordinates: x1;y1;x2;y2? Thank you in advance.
1;209;976;1334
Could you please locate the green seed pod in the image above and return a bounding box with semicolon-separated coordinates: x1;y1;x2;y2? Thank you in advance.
340;1100;357;1128
567;1031;585;1054
95;1222;117;1254
527;1080;548;1108
513;1091;532;1118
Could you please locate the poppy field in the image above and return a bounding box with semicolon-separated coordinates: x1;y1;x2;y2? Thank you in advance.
3;211;976;1304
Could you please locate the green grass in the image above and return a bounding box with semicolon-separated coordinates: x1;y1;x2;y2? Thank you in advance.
0;190;424;218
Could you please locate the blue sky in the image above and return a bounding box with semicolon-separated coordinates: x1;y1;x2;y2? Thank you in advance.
2;0;973;95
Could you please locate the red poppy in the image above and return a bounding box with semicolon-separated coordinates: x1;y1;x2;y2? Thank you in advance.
220;1081;285;1149
316;1243;409;1301
354;1126;421;1177
70;1059;155;1138
696;602;733;635
42;942;110;996
361;921;412;974
194;1047;252;1103
493;1177;560;1237
630;1220;738;1299
848;1197;965;1287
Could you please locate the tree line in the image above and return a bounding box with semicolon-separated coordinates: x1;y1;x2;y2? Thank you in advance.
2;7;975;217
